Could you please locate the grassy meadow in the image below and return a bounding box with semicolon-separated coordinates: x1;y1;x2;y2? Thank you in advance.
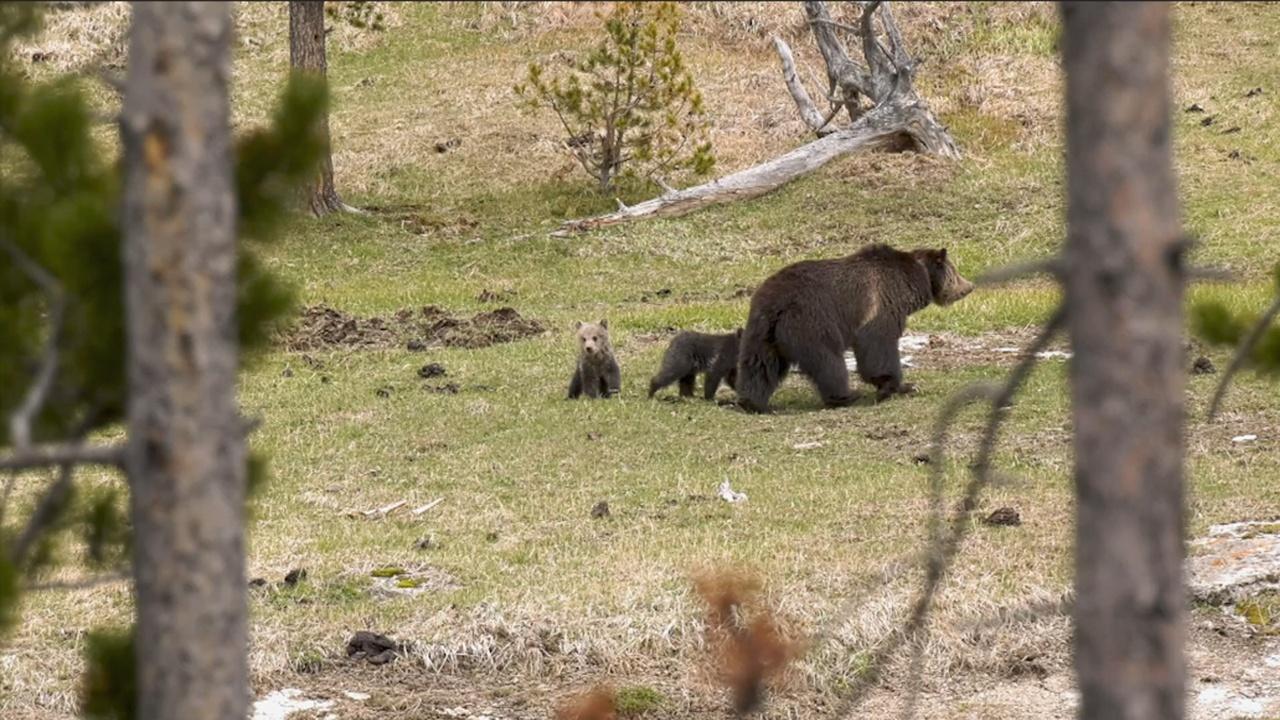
5;3;1280;718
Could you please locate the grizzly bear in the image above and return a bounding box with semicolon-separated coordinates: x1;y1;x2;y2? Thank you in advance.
568;320;621;399
648;328;743;400
735;244;974;413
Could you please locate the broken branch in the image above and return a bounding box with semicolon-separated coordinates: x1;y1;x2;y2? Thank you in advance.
773;36;838;137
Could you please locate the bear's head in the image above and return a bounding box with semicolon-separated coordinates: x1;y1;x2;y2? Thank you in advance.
914;248;974;306
574;320;611;357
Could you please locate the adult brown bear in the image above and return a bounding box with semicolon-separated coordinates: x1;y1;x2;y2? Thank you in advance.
736;244;974;413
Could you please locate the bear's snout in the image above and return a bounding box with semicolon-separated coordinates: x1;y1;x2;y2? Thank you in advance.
937;275;975;306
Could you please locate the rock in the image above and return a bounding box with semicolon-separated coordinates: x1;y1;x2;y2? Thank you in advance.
586;431;601;441
1201;115;1217;127
345;631;400;665
281;366;294;378
426;382;460;395
415;536;437;550
912;451;931;465
1185;103;1205;113
406;339;426;352
375;386;392;398
1192;356;1216;374
284;568;307;586
983;507;1021;526
1245;87;1264;98
1187;521;1280;604
248;577;268;588
591;501;610;519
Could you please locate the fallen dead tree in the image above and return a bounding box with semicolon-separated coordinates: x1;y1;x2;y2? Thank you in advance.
553;0;959;236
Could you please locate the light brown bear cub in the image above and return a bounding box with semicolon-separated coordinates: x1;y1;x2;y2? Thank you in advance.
568;320;621;399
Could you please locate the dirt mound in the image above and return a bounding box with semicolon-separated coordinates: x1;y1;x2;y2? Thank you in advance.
281;304;545;352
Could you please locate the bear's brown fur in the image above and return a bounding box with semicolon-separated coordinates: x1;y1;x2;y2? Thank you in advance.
568;320;621;399
648;328;742;400
735;244;973;413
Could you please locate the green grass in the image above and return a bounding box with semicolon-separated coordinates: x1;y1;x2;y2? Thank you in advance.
9;2;1280;717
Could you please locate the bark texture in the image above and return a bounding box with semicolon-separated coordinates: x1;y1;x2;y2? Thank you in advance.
288;0;345;216
555;0;957;235
121;3;249;719
1062;3;1186;720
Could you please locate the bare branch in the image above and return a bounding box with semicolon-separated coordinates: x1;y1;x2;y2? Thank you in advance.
962;593;1075;634
975;258;1064;286
10;463;74;566
1207;293;1280;421
808;17;863;35
28;570;129;592
0;238;66;451
834;305;1068;718
1187;266;1237;283
774;36;839;137
0;442;127;472
0;471;16;528
876;1;913;76
804;0;873;102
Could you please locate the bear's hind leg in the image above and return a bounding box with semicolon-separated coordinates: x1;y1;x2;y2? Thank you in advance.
798;351;860;408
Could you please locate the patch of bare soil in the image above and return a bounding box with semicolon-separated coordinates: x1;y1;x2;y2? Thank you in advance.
280;304;546;352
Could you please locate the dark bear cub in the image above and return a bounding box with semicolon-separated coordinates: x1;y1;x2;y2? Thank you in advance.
648;328;743;400
568;320;621;399
736;244;974;413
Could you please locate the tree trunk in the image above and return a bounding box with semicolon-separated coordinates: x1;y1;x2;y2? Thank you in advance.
1062;4;1186;720
288;0;346;216
121;3;249;719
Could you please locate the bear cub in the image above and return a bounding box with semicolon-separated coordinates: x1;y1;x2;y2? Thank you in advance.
568;320;621;399
736;244;974;414
648;328;743;400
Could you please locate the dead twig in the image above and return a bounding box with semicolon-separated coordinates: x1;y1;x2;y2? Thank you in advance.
1207;293;1280;421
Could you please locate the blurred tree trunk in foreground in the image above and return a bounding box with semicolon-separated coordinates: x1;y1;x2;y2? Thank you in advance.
1062;3;1187;719
122;3;249;719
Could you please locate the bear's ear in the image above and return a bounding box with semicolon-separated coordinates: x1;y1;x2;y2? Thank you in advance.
599;319;608;329
937;248;948;261
574;321;583;330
